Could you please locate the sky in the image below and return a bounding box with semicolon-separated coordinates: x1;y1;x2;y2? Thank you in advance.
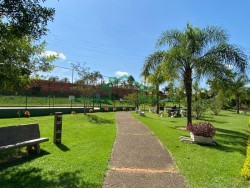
41;0;250;85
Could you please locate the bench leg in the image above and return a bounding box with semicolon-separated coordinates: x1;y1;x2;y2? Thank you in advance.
26;144;40;154
34;144;40;154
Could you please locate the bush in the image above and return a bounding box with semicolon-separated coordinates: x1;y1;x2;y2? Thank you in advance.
242;118;250;179
187;122;216;137
210;97;223;115
241;141;250;179
192;99;208;119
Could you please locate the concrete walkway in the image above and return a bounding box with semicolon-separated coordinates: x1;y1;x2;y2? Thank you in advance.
103;112;186;188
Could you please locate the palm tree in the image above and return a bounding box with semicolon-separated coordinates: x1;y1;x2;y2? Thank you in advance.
230;75;249;114
141;51;168;114
127;75;135;89
157;23;248;124
210;73;249;114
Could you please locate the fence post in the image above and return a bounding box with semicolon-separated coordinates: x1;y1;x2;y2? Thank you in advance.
53;112;63;144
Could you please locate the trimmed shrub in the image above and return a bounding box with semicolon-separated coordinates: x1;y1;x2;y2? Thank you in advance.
241;141;250;179
241;118;250;179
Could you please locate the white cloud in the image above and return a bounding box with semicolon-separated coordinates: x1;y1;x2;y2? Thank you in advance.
41;50;66;61
115;71;129;77
58;52;66;60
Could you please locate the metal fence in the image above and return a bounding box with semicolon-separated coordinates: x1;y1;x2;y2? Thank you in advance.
0;95;131;108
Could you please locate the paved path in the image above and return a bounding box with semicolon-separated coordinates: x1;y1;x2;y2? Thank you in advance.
103;112;186;188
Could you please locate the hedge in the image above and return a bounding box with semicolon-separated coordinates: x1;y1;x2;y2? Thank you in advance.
241;118;250;179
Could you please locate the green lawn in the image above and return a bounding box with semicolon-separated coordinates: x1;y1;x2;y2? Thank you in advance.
0;113;116;188
133;110;250;188
1;110;249;188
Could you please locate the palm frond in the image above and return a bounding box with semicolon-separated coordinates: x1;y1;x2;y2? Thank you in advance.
156;29;183;48
141;51;165;77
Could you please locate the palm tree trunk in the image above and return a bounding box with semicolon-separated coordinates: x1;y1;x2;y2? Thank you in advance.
184;68;192;125
236;94;240;114
156;84;159;114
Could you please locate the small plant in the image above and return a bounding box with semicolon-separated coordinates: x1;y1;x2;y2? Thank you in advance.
71;111;76;114
122;107;127;111
187;122;216;137
88;109;93;113
104;107;109;112
24;111;30;117
113;108;117;112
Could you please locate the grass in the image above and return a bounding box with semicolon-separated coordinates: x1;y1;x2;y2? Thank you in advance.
0;112;116;188
0;95;130;107
133;110;250;188
1;109;249;188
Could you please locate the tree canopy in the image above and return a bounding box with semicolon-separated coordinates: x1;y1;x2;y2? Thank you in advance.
0;0;55;39
0;0;56;92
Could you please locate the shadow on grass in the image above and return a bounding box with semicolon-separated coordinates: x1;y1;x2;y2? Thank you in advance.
55;143;70;152
204;128;249;155
199;115;227;124
0;149;50;170
86;114;114;124
0;167;99;188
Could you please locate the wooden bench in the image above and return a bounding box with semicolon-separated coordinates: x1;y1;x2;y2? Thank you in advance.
0;123;49;154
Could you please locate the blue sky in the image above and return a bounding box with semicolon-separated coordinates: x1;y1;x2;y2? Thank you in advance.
42;0;250;84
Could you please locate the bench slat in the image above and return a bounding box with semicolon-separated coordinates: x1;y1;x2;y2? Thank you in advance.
0;138;49;152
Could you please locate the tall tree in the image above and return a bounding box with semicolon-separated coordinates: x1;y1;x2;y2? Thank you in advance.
157;23;248;124
141;51;168;114
0;0;56;91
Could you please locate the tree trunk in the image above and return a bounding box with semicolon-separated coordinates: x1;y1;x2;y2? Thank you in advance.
236;94;240;114
156;84;159;114
184;68;192;125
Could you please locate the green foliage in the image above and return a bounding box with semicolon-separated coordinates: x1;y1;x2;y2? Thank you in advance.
241;140;250;179
192;99;208;119
124;92;139;107
0;0;56;91
127;75;135;88
0;38;56;92
210;96;223;115
0;0;55;39
242;117;250;179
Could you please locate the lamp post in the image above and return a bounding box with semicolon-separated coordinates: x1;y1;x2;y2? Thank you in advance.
54;65;74;84
53;65;74;108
